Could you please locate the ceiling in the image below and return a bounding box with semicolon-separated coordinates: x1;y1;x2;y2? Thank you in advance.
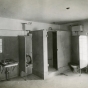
0;0;88;23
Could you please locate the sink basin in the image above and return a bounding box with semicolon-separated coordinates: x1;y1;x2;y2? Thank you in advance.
0;59;19;80
0;60;18;68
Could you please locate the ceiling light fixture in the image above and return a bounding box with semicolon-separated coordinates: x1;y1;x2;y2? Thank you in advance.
66;7;70;9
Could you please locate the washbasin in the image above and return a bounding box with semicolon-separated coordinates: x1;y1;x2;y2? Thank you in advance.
0;59;18;68
0;59;19;80
1;62;18;67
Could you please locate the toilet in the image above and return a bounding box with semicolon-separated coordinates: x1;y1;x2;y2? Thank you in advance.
71;65;78;73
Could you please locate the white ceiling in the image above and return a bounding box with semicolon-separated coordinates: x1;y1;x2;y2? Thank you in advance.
0;0;88;23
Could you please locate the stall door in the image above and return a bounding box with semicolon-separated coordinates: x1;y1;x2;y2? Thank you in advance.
57;31;71;69
32;30;48;79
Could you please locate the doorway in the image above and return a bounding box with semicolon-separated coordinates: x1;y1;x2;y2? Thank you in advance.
47;31;57;72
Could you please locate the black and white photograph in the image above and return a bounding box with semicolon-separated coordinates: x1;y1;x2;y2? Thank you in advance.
0;0;88;88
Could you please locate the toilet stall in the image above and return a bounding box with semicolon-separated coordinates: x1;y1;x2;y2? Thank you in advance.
71;35;88;73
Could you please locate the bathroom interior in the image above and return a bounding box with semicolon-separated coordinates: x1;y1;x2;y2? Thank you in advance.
0;23;88;81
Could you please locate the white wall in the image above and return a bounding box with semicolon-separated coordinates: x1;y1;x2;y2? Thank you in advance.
0;17;61;36
0;17;27;36
60;24;69;31
0;17;61;31
25;22;60;31
0;17;27;30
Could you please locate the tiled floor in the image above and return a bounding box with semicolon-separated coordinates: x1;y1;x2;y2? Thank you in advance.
0;71;88;88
